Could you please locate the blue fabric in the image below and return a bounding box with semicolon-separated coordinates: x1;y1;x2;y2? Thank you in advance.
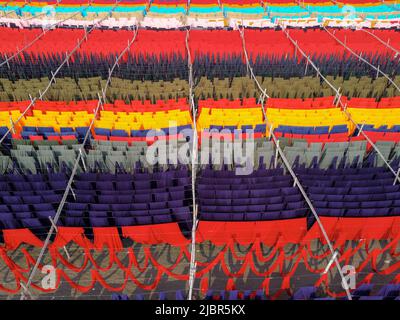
1;3;399;20
189;6;221;14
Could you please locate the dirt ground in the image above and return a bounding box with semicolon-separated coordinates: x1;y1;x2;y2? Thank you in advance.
1;238;398;300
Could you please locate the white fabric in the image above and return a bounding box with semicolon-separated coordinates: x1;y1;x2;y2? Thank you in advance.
141;17;184;29
0;16;399;29
187;17;225;28
275;18;319;28
229;18;275;29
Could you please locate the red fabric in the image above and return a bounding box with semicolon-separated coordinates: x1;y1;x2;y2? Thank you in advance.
11;134;22;140
223;0;261;4
300;217;400;249
92;134;108;141
3;229;43;250
0;28;398;70
0;28;185;59
332;217;398;247
61;135;77;140
51;227;90;248
302;217;338;245
348;98;379;108
225;278;236;291
198;98;260;110
122;223;189;246
287;28;399;58
197;218;307;246
379;97;400;108
200;276;209;296
191;0;219;4
1;217;400;294
4;99;189;113
267;96;339;109
1;218;399;251
47;136;61;142
392;274;400;284
360;217;397;240
49;227;91;273
29;135;43;141
93;227;123;251
144;247;188;281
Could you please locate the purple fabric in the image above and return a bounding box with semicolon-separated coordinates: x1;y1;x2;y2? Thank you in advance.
149;202;167;210
74;181;93;190
10;204;30;212
378;284;400;298
42;194;62;203
116;181;133;190
89;211;108;217
112;211;131;217
130;210;148;217
89;217;109;227
153;214;173;224
15;212;34;219
36;210;56;220
0;216;19;229
20;218;45;229
67;203;87;211
64;217;85;227
96;181;114;191
134;194;151;203
0;205;10;212
132;203;148;210
150;209;170;215
168;200;184;208
90;204;110;211
3;196;22;205
293;287;317;300
98;195;117;204
115;217;136;226
135;216;152;225
33;203;53;211
65;210;84;217
358;296;384;300
111;203;131;211
352;284;373;297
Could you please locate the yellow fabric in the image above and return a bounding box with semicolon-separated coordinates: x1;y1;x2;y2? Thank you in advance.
0;109;192;132
6;104;400;134
347;108;400;129
266;108;352;132
97;110;192;131
198;107;264;130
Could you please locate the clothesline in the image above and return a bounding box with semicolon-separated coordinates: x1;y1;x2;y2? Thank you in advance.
21;0;129;298
0;9;120;145
239;24;353;300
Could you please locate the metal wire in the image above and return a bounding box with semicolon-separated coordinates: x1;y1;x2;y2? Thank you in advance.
0;3;94;68
359;28;400;57
239;25;352;300
0;1;28;19
185;27;199;301
323;26;400;94
20;1;137;299
283;27;400;183
0;9;120;146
